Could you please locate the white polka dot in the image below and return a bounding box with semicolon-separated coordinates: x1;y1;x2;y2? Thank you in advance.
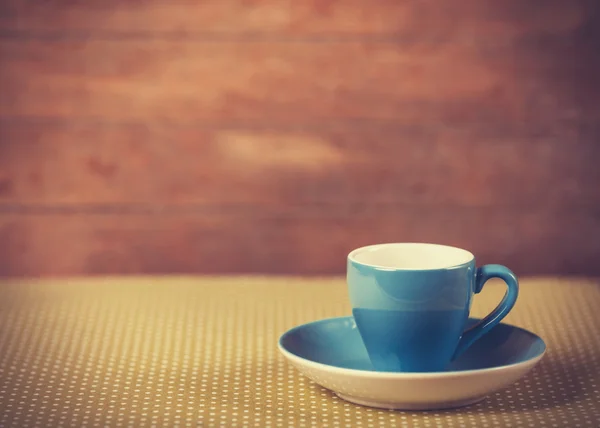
0;278;599;426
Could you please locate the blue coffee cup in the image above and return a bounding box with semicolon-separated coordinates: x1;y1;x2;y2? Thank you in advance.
347;243;519;372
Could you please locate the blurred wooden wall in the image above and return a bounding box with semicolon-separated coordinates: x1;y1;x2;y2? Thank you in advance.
0;0;599;276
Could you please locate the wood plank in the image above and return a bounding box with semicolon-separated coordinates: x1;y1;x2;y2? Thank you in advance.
0;0;588;37
0;208;598;276
1;39;596;124
1;122;598;207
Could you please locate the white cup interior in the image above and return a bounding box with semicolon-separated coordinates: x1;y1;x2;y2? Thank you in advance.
348;243;474;270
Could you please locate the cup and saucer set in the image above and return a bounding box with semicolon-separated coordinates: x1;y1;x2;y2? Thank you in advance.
278;243;546;410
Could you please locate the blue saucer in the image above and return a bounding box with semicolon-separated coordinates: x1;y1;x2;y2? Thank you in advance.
279;317;546;410
281;317;545;372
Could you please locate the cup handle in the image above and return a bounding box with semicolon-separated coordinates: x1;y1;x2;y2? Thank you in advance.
452;264;519;360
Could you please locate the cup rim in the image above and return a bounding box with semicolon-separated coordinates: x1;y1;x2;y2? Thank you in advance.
348;242;475;271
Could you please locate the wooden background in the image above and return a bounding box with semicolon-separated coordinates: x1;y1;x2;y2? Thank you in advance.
0;0;599;276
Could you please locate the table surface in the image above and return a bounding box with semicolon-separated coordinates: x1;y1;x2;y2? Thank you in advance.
0;276;599;427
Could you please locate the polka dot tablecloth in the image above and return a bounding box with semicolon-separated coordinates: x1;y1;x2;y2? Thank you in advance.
0;276;599;427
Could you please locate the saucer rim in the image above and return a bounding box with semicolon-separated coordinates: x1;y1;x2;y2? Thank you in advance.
278;316;547;379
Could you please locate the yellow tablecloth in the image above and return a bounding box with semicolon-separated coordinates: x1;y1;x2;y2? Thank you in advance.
0;276;599;427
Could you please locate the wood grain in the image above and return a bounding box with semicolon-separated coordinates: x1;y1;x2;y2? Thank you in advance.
0;0;588;37
0;0;599;276
1;208;599;276
1;38;597;124
0;122;598;208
